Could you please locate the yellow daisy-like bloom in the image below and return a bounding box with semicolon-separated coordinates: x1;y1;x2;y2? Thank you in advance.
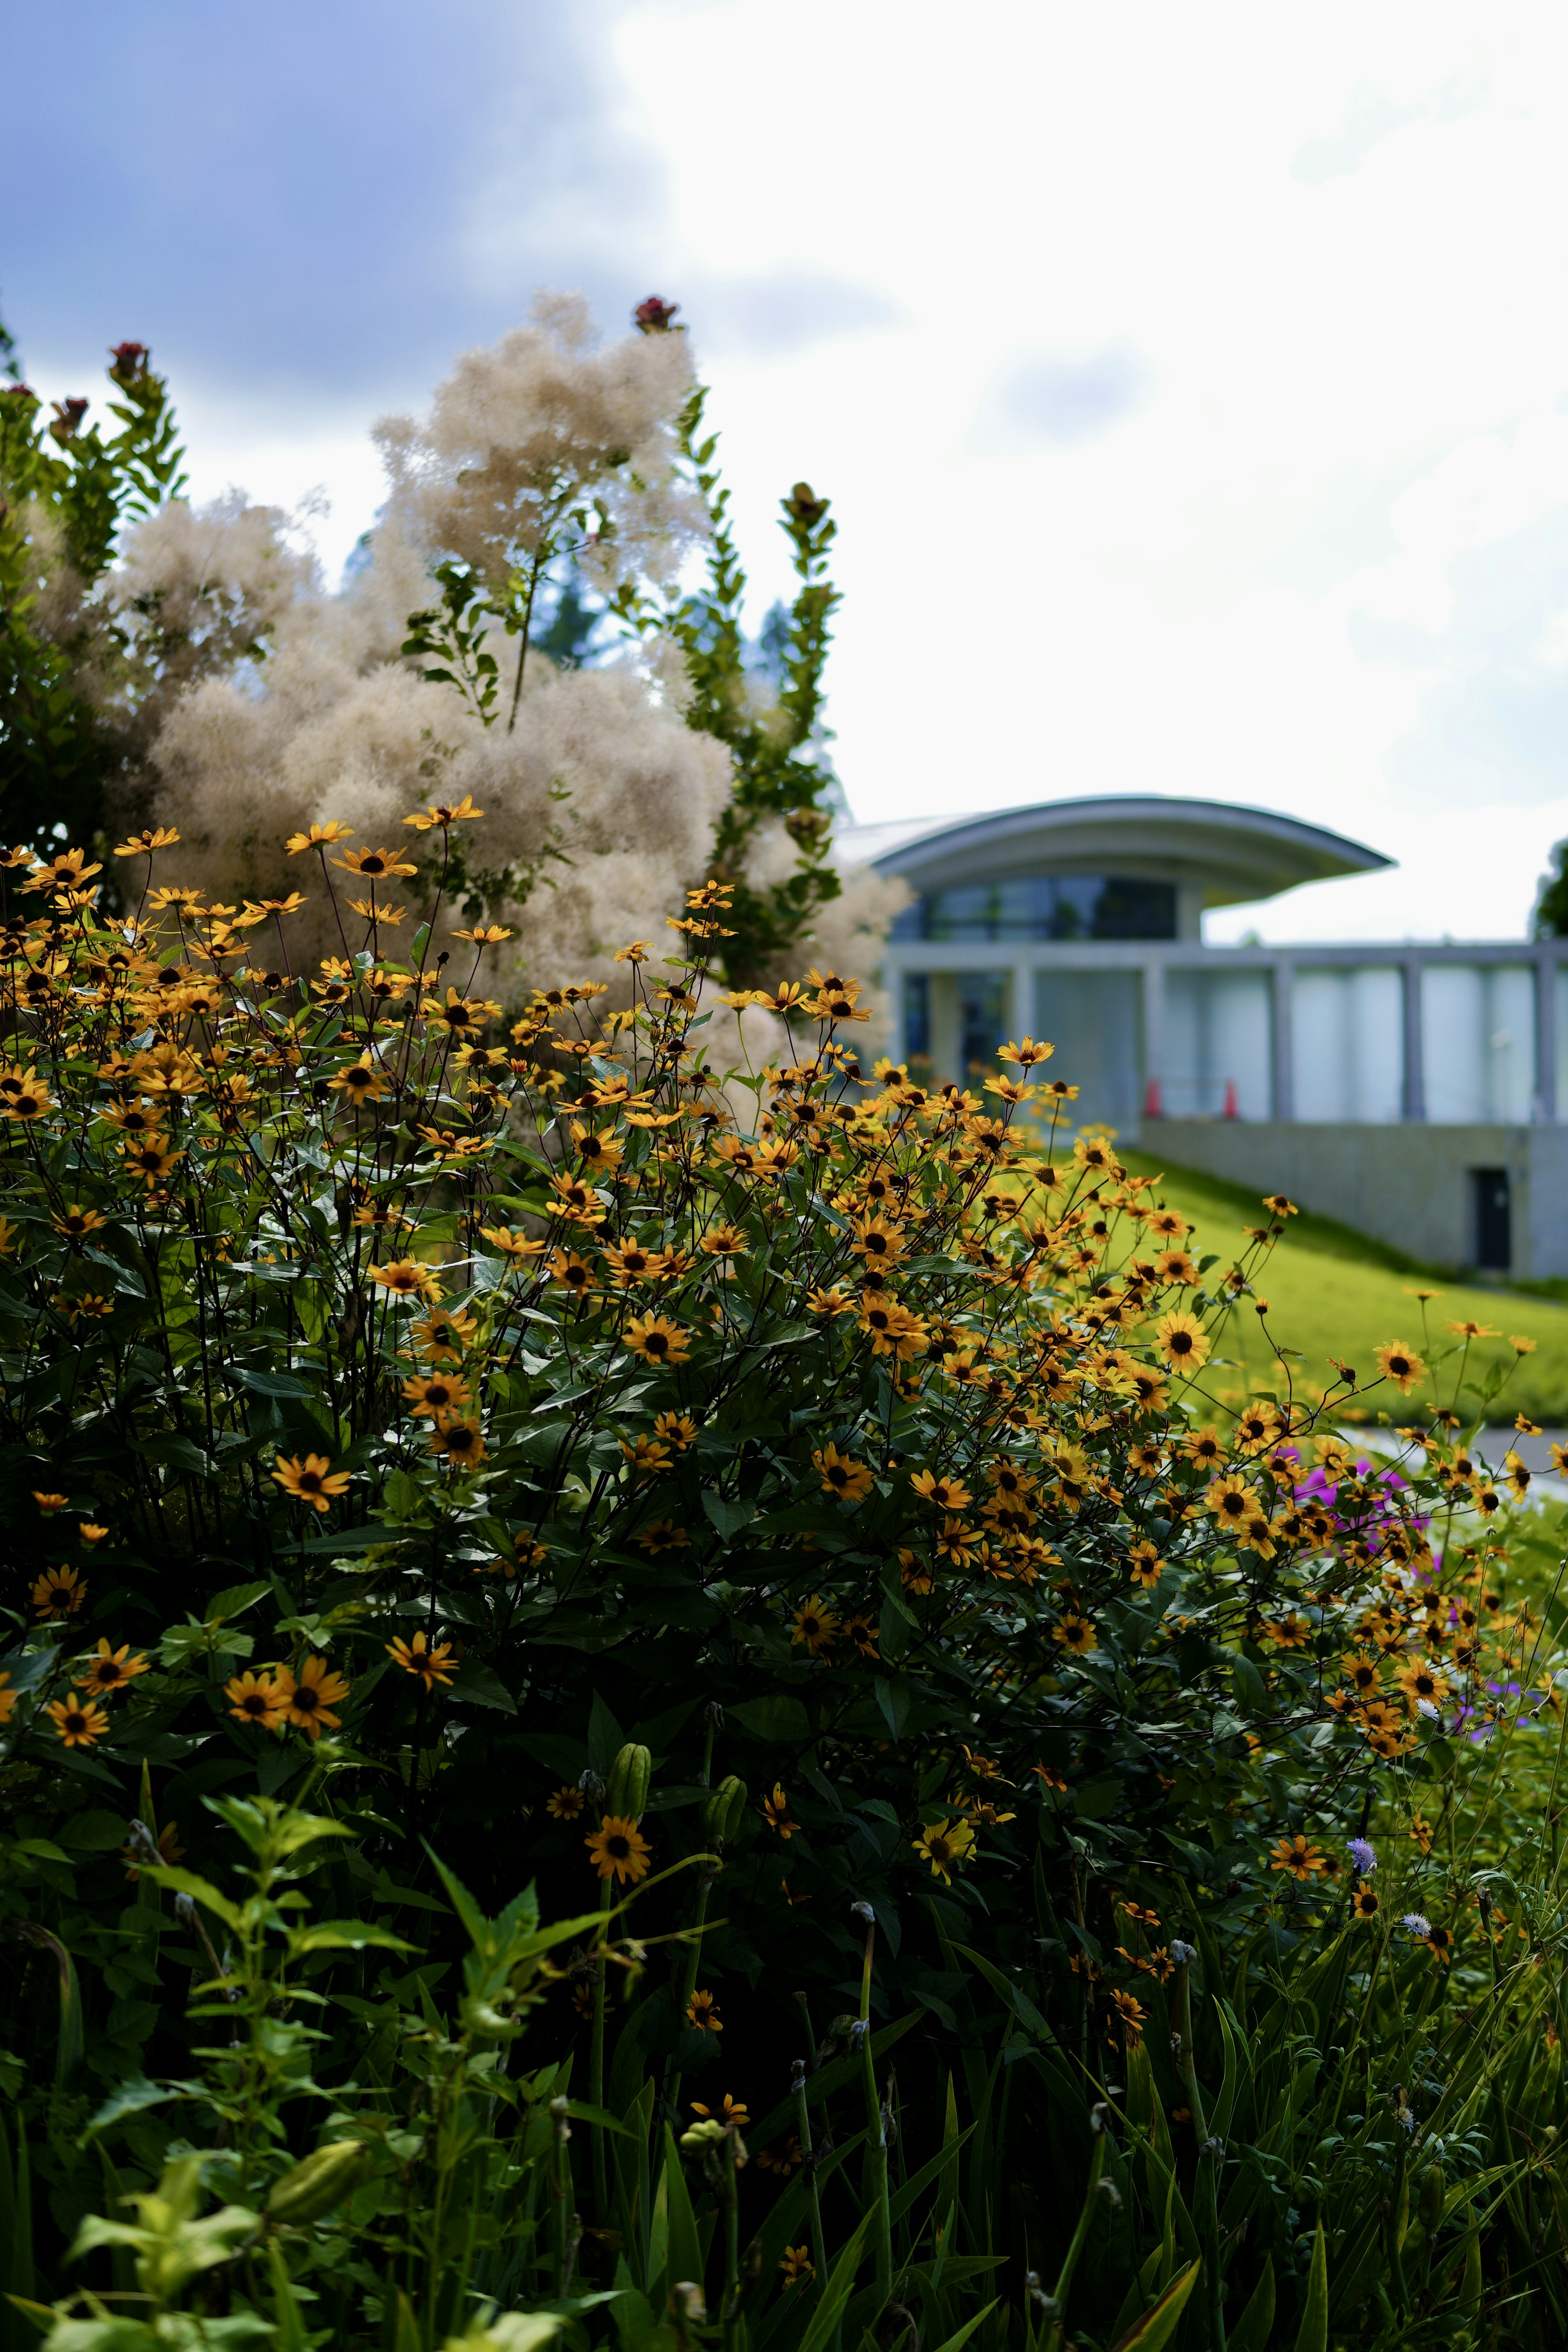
386;1631;458;1688
1206;1472;1256;1532
331;844;418;880
114;826;182;857
686;1988;723;2032
1127;1540;1164;1589
1374;1341;1426;1394
369;1258;442;1301
910;1468;973;1512
1396;1660;1449;1711
1155;1310;1210;1370
326;1054;385;1104
546;1784;585;1818
623;1314;690;1366
548;1249;599;1299
586;1813;653;1885
1267;1834;1326;1882
913;1817;976;1884
402;1370;472;1420
402;793;483;831
699;1224;748;1258
691;2094;751;2127
428;1417;487;1468
412;1307;479;1359
791;1595;840;1656
225;1670;289;1730
50;1203;108;1241
621;1434;673;1477
815;1442;873;1503
479;1225;547;1262
1351;1883;1380;1920
285;820;355;854
1111;1988;1147;2042
635;1517;688;1554
74;1640;149;1697
0;1674;15;1727
32;1566;87;1619
47;1695;111;1748
276;1655;351;1741
655;1411;697;1451
762;1783;800;1837
271;1453;351;1512
778;2246;814;2286
1052;1613;1098;1655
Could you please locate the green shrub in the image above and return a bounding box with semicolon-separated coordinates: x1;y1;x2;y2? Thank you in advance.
1;817;1558;2346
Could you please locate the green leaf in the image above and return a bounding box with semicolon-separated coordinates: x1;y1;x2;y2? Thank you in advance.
1107;2260;1200;2352
1293;2221;1327;2352
1226;2255;1275;2352
449;1659;517;1713
56;1811;129;1853
82;2075;200;2139
288;1922;414;1956
204;1582;272;1624
727;1695;811;1744
138;1866;243;1933
232;1366;312;1399
794;2213;870;2352
700;1490;755;1539
927;2307;998;2352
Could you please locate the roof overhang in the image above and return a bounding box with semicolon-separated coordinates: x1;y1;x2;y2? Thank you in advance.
841;795;1393;909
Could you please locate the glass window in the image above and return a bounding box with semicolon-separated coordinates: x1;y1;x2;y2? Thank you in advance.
1421;967;1535;1124
1294;967;1404;1123
1164;969;1273;1119
903;971;930;1061
1033;971;1143;1135
890;875;1176;942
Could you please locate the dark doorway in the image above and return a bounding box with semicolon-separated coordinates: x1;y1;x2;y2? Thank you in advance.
1471;1168;1511;1271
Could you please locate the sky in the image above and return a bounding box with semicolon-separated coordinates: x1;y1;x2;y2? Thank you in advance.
10;0;1568;944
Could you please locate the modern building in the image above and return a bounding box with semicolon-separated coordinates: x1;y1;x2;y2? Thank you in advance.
842;796;1568;1280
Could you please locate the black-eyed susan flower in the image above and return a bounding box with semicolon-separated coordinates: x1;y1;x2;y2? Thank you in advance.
369;1258;442;1301
1156;1311;1210;1371
286;820;355;854
635;1517;688;1554
686;1988;723;2031
654;1410;697;1452
412;1307;478;1359
1127;1540;1164;1588
778;2247;813;2285
1268;1834;1326;1882
387;1631;457;1688
276;1656;351;1740
586;1814;652;1885
31;1566;87;1619
844;1610;879;1659
621;1434;673;1477
47;1695;111;1747
791;1596;839;1656
50;1203;108;1241
1352;1883;1381;1921
1111;1988;1147;2042
225;1670;289;1730
1051;1613;1098;1655
326;1053;386;1104
691;2093;750;2126
913;1817;976;1884
623;1314;690;1366
332;844;418;881
74;1640;149;1697
272;1453;351;1512
401;1370;472;1420
548;1249;599;1298
547;1785;585;1819
699;1224;748;1259
762;1784;800;1838
814;1442;873;1503
1206;1472;1256;1533
910;1468;973;1512
428;1417;486;1468
0;1674;14;1727
479;1225;547;1261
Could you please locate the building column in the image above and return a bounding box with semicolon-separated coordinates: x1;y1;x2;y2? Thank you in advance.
1141;960;1165;1124
1536;953;1557;1123
1270;958;1294;1123
1402;958;1425;1122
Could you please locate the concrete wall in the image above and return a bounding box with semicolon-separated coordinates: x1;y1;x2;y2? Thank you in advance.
1152;1119;1568;1280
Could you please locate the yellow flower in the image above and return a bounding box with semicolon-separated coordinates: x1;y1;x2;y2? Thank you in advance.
1155;1311;1210;1370
271;1453;351;1512
1111;1988;1147;2042
691;2094;751;2126
778;2247;814;2285
326;1054;386;1104
32;1566;87;1619
331;844;418;880
686;1988;723;2031
635;1517;688;1554
50;1203;109;1241
621;1434;673;1477
1267;1834;1326;1882
1127;1541;1164;1589
113;827;182;857
402;793;483;831
479;1225;548;1261
762;1783;800;1837
622;1314;691;1366
586;1814;653;1885
547;1785;585;1818
369;1258;443;1301
1374;1341;1426;1394
913;1817;976;1884
428;1417;487;1468
401;1370;472;1420
910;1468;973;1512
47;1695;111;1748
815;1442;874;1503
0;1674;14;1727
791;1596;840;1656
276;1655;351;1741
386;1631;458;1688
654;1411;697;1451
74;1640;149;1697
225;1670;289;1731
1051;1613;1098;1655
285;820;356;854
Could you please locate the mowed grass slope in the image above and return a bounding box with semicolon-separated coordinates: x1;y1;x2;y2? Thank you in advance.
1116;1149;1568;1425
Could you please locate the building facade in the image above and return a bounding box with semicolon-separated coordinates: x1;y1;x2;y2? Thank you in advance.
845;796;1568;1278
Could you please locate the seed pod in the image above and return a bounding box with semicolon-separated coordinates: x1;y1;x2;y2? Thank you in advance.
1419;2161;1445;2232
265;2139;367;2225
606;1742;652;1821
703;1775;747;1847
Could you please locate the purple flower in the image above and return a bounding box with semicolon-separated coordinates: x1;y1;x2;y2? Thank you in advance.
1348;1837;1376;1875
1401;1912;1430;1938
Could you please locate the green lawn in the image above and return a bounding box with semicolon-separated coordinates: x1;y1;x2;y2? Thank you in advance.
1117;1149;1568;1426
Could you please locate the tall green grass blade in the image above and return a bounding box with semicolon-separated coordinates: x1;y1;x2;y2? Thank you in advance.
1105;2258;1200;2352
1292;2223;1327;2352
1226;2254;1274;2352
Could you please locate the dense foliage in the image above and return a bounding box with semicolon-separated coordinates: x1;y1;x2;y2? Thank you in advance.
1;814;1565;2350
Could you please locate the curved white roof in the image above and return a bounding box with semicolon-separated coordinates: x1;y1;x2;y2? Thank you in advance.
837;794;1392;911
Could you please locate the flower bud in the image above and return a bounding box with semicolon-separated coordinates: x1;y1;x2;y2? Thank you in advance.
265;2140;366;2225
703;1774;747;1847
1419;2162;1445;2232
606;1742;651;1821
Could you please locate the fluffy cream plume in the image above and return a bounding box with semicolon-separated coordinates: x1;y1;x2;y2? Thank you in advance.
374;292;708;597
